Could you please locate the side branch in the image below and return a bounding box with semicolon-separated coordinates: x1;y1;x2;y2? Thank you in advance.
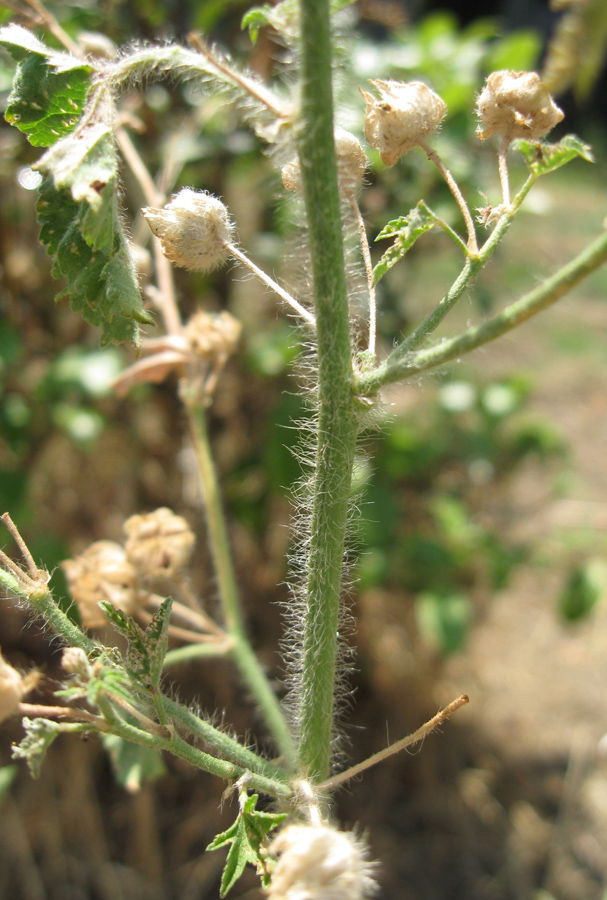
356;227;607;396
319;694;469;791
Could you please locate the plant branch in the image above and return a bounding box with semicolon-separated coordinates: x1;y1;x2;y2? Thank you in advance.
163;640;234;667
181;393;296;767
356;226;607;396
296;0;359;782
498;136;512;207
318;695;469;790
350;197;377;355
225;242;316;327
18;703;108;729
421;141;478;255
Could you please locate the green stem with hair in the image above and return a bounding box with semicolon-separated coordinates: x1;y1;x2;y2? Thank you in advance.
295;0;360;782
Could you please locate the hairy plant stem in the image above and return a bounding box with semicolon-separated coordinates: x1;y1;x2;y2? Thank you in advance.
98;698;292;800
296;0;359;782
356;225;607;395
183;394;296;768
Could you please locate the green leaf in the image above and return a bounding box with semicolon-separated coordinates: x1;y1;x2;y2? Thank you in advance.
241;7;272;42
514;134;594;177
415;590;472;655
559;559;607;622
0;765;17;805
207;791;286;896
12;717;61;778
0;24;92;147
102;734;167;791
99;597;173;689
373;201;439;284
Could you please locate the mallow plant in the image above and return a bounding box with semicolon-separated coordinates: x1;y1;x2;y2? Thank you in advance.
0;1;605;896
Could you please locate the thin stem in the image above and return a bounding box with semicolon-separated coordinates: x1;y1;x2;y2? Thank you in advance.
498;136;512;207
421;141;478;255
18;703;108;729
160;695;291;781
147;593;225;636
182;394;296;767
187;33;288;119
350;197;377;356
115;127;182;336
21;0;81;56
226;242;316;327
318;695;469;790
1;513;38;578
366;171;538;369
163;640;234;667
296;0;359;782
105;690;171;738
99;697;292;800
356;226;607;395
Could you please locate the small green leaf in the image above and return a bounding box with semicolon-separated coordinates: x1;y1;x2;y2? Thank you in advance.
559;559;607;622
207;792;286;896
415;590;472;655
373;201;439;284
241;8;272;42
102;734;167;791
12;717;61;778
0;24;92;148
514;134;594;177
99;597;173;689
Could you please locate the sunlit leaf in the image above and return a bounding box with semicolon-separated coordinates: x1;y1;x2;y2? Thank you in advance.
514;134;594;177
373;202;439;284
0;24;92;147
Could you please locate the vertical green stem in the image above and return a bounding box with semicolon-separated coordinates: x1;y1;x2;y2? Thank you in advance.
184;397;296;767
296;0;359;781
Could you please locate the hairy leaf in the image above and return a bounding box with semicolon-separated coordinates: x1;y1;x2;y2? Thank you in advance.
373;201;439;284
207;792;286;896
514;134;594;177
0;24;92;147
12;717;61;778
99;598;173;689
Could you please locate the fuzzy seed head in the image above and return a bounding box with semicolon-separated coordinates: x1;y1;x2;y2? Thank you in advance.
142;189;234;273
185;310;242;361
61;647;91;678
267;824;377;900
476;70;564;142
124;508;195;578
61;541;141;628
0;649;25;724
282;129;367;196
361;79;446;165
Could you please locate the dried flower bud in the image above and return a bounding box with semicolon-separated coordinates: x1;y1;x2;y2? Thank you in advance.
61;541;141;628
124;508;195;578
61;647;91;678
360;80;446;166
282;129;367;196
185;310;242;361
476;71;564;142
143;189;234;273
0;649;25;724
267;824;377;900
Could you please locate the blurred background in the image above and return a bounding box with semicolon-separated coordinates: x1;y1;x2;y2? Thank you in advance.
2;1;607;898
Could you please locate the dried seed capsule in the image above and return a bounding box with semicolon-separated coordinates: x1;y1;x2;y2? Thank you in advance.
61;541;141;628
143;189;234;273
0;649;25;724
61;647;91;678
360;79;446;165
476;70;564;142
185;310;242;360
282;129;367;195
124;508;195;578
267;824;377;900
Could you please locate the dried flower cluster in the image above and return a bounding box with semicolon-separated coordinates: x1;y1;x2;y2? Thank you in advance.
143;189;234;273
282;129;367;196
267;824;376;900
61;508;195;627
476;70;564;142
360;79;446;165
